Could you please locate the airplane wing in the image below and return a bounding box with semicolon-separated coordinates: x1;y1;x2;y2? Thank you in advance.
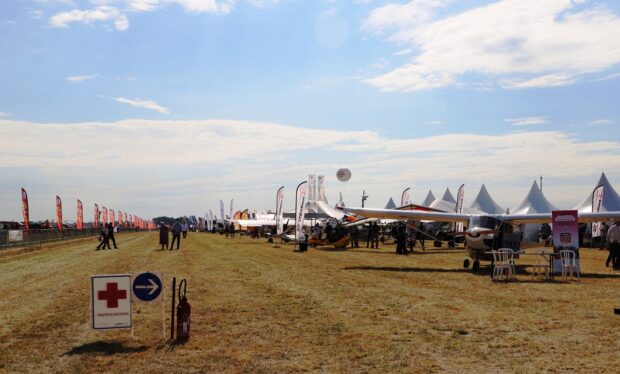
342;207;470;223
491;211;620;224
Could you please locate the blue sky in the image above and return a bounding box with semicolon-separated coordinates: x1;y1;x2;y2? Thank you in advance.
1;0;620;221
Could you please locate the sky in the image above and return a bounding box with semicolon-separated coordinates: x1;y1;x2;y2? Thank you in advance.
1;0;620;221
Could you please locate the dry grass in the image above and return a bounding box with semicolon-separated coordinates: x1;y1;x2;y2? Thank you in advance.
0;232;619;373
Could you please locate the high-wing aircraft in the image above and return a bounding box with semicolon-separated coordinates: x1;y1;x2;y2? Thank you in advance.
340;206;620;272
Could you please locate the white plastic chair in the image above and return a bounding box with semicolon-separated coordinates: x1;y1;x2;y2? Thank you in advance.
559;249;580;281
492;249;516;281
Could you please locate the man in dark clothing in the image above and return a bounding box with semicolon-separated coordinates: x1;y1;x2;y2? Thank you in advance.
96;225;110;250
170;221;182;250
366;224;372;248
396;223;407;254
349;225;359;248
108;223;118;249
371;222;380;249
325;223;333;242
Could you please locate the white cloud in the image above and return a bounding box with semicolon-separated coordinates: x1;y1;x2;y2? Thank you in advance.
589;119;612;126
49;6;129;31
364;0;620;91
65;74;97;82
424;120;443;125
0;111;10;117
114;97;170;114
505;117;549;126
1;118;619;220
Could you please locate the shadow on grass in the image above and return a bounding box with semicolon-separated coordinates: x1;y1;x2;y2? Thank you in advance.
62;341;148;356
342;265;473;274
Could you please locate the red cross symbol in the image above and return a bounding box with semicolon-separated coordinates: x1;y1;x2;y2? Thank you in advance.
98;282;127;308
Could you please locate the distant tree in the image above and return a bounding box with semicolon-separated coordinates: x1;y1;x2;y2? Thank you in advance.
152;216;177;226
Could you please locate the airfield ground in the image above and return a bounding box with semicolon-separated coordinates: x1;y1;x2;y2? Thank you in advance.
0;232;619;373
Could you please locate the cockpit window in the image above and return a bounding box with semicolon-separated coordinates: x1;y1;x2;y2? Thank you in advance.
469;216;501;230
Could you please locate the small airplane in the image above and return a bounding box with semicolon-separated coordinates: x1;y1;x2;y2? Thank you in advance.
341;206;620;272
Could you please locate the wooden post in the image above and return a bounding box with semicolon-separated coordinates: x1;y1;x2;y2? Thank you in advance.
170;277;176;341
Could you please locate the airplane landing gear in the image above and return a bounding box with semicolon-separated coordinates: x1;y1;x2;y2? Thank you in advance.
472;260;480;272
463;259;470;268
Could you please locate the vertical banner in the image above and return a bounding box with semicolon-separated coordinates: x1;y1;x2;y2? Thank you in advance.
307;174;316;202
129;214;132;227
21;188;30;231
56;196;63;231
94;204;99;228
209;210;214;231
295;181;308;241
230;199;234;224
109;209;114;225
317;175;326;202
77;199;83;230
276;186;284;235
124;213;128;228
552;210;580;273
401;187;411;207
220;200;225;222
455;184;465;232
591;185;604;237
103;207;108;226
118;211;123;227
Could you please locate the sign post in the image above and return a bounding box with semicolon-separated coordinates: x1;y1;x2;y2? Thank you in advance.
91;274;132;330
552;210;580;273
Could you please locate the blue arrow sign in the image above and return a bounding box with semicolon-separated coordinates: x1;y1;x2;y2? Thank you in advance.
132;272;162;302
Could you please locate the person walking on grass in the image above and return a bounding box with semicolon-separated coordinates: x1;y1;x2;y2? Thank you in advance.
606;220;620;269
96;224;110;250
108;222;118;249
182;220;189;239
170;221;182;250
159;223;169;250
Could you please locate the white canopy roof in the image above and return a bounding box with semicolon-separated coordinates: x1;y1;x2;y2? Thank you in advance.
384;197;397;209
422;190;436;207
512;181;557;214
469;184;505;214
573;172;620;213
441;188;456;204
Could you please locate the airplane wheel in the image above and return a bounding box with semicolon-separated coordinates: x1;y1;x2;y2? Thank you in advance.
472;260;480;272
434;240;442;248
463;259;470;268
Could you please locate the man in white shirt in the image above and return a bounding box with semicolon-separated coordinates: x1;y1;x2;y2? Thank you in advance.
606;220;620;269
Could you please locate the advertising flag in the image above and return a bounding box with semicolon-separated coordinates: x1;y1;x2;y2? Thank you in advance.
118;211;123;227
276;186;285;235
103;207;108;226
77;199;83;230
591;185;604;238
220;200;225;222
307;174;316;201
295;181;308;241
208;209;214;231
21;188;29;231
552;210;580;273
129;214;132;227
230;199;234;224
56;196;63;231
455;184;465;232
94;204;99;228
317;175;326;202
109;209;114;225
401;187;411;207
124;213;128;227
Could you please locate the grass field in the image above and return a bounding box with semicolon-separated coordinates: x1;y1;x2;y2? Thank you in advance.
0;232;619;373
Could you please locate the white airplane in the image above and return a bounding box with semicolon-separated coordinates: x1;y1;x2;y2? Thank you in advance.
341;206;620;272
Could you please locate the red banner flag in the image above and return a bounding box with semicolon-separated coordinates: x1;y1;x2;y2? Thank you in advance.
77;199;83;230
94;204;99;228
124;213;128;227
118;211;123;226
109;209;114;225
103;207;108;225
56;196;63;231
21;188;30;231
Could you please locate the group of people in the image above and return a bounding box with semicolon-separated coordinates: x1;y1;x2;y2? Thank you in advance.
159;221;188;250
96;223;118;250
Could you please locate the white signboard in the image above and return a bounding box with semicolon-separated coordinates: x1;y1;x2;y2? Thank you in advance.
8;230;24;242
91;274;132;329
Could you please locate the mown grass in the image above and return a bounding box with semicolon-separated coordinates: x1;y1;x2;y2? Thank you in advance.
0;232;618;373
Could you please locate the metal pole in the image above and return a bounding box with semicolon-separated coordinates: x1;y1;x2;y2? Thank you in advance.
170;277;176;341
540;176;543;191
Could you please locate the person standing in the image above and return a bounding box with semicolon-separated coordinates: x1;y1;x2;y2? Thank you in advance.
96;224;110;250
606;220;620;269
600;222;609;250
170;221;182;250
108;222;119;249
182;221;189;239
159;223;169;250
349;224;359;248
396;223;407;254
371;222;380;249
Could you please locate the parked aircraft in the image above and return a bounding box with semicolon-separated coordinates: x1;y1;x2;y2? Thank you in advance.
340;206;620;272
